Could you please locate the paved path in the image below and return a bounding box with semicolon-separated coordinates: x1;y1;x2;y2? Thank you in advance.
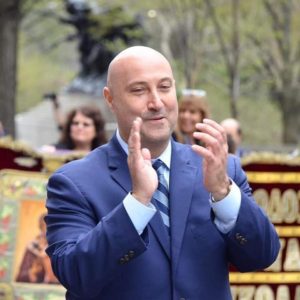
15;93;116;148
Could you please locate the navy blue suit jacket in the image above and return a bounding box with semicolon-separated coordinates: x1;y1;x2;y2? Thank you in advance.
45;135;280;300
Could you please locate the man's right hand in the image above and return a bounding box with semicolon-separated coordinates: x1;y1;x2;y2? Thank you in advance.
127;117;158;205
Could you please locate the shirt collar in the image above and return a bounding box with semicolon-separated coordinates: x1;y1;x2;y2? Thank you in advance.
116;128;171;169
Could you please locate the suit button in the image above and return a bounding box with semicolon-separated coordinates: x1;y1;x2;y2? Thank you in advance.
235;233;242;240
128;250;135;258
119;257;126;265
240;238;247;245
124;254;130;261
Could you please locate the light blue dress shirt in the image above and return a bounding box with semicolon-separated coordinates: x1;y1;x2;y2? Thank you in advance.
117;129;241;234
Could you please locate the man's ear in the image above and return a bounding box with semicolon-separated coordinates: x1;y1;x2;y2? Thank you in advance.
103;87;114;111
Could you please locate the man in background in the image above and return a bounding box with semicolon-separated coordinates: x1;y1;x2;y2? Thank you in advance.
221;118;245;157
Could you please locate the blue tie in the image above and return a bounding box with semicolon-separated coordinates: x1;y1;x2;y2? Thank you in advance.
152;159;170;234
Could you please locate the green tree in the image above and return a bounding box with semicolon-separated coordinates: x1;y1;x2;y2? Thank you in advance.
0;0;52;137
204;0;241;119
247;0;300;144
0;0;20;137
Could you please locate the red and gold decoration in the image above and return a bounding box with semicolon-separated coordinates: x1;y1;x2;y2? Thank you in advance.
230;152;300;300
1;143;300;299
0;137;85;173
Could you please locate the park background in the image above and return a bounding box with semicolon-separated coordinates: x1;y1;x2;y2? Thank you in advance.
1;1;300;300
1;0;300;151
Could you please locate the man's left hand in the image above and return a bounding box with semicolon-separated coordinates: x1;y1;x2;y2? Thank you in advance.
191;119;231;201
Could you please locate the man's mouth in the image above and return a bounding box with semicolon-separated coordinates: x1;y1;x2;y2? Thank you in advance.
146;115;165;121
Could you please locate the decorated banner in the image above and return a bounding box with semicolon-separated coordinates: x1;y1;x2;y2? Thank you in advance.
1;152;300;299
230;153;300;300
0;170;65;300
0;137;85;174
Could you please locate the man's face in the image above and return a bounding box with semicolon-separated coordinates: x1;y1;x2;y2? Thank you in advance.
223;124;241;147
105;52;178;148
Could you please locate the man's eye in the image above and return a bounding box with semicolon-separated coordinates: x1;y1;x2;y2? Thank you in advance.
160;85;171;91
131;88;144;94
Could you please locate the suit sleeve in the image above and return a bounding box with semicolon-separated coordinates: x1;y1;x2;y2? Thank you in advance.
225;156;280;272
45;172;147;299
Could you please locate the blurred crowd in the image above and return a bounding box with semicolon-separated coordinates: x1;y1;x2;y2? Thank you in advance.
2;88;297;159
173;89;246;158
0;90;250;159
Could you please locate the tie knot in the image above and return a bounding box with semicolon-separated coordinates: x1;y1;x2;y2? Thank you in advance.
152;159;165;174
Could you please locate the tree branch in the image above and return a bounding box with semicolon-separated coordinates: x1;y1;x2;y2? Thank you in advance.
248;35;282;89
262;0;291;64
204;0;233;74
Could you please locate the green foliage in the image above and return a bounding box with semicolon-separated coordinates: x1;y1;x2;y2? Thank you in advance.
88;5;144;53
17;0;77;113
201;82;282;146
17;36;75;113
16;0;286;146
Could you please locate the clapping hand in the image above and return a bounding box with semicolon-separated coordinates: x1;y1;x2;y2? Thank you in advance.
127;117;158;205
192;119;231;201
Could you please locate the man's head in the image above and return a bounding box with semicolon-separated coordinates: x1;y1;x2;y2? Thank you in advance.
220;118;242;149
103;46;178;153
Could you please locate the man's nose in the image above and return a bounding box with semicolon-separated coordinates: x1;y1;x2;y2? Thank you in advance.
148;90;163;110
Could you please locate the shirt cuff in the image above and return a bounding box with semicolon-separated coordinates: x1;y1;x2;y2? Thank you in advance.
123;193;157;235
210;180;241;233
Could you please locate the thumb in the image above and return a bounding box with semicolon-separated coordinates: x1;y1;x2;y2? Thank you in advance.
141;148;152;163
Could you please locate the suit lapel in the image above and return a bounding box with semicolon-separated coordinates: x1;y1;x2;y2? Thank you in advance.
107;135;131;193
169;141;199;269
107;135;171;259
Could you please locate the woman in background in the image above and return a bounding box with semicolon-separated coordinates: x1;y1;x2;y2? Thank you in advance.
42;105;107;153
55;105;107;151
173;94;210;145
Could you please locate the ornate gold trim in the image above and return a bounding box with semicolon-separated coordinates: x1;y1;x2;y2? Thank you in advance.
246;172;300;183
0;168;49;180
0;137;86;173
242;152;300;166
275;226;300;237
0;137;40;158
229;272;300;283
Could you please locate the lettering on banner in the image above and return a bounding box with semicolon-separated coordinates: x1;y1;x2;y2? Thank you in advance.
266;239;285;272
284;238;300;271
237;167;300;300
231;285;300;300
253;189;300;224
266;238;300;272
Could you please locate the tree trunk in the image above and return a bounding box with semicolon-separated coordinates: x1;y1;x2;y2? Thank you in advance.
205;0;240;119
229;0;240;119
229;71;239;119
0;0;20;137
280;89;300;144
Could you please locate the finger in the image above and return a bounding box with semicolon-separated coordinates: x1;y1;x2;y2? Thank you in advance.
193;132;221;153
195;121;227;143
191;144;214;161
128;117;142;156
141;148;152;164
203;118;226;133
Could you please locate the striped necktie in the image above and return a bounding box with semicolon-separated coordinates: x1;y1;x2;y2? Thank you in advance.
152;159;170;234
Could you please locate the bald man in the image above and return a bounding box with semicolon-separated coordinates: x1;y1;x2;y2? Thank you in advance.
45;46;279;300
221;118;244;157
